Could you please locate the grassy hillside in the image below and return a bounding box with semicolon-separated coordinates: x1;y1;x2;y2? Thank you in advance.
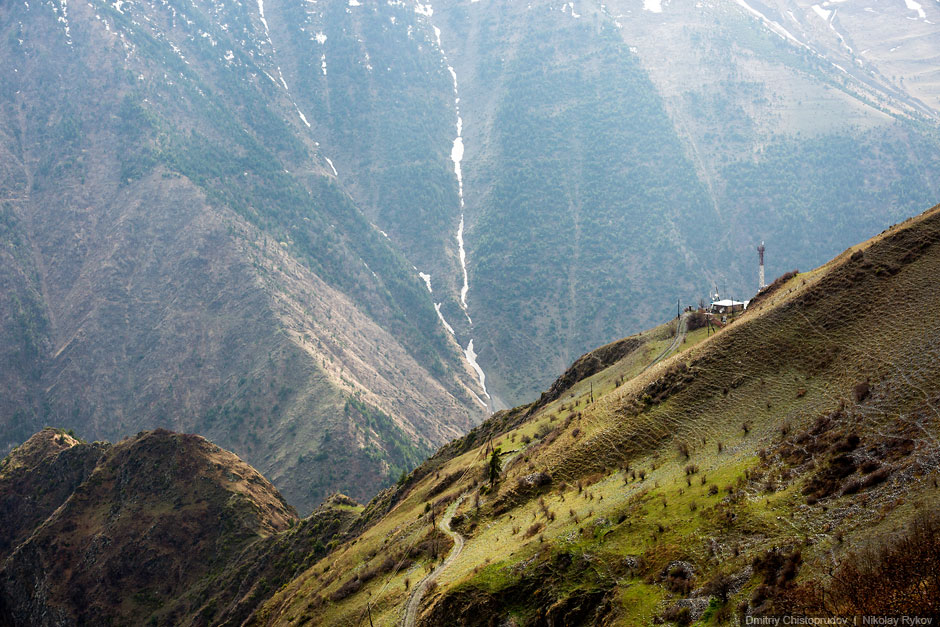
255;203;940;625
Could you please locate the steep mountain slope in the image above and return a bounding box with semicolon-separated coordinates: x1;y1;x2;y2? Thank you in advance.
3;0;940;513
0;0;488;512
0;429;297;626
257;202;940;625
0;428;106;562
430;0;940;404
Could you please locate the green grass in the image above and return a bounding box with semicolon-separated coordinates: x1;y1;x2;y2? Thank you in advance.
619;581;664;624
257;206;940;625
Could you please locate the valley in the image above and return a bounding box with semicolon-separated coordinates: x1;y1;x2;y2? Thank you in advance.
2;0;940;537
3;203;939;625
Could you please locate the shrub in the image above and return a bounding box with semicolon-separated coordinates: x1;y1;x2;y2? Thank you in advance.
853;381;871;403
663;563;695;595
752;547;801;590
329;577;362;602
678;442;691;459
661;604;692;625
785;512;940;614
523;522;544;539
704;571;735;604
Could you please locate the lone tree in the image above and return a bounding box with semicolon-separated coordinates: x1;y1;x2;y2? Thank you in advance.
488;447;502;487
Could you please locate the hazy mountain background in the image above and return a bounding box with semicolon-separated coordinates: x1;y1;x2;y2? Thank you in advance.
1;0;938;511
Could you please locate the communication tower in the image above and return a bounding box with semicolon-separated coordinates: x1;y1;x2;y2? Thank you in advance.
758;242;766;290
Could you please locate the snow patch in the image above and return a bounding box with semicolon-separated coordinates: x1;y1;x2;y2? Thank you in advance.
315;31;327;44
425;4;493;402
349;0;361;5
435;303;456;335
811;4;832;20
324;156;338;176
419;272;433;293
457;214;469;308
257;0;270;35
321;53;327;75
643;0;662;12
904;0;926;19
297;109;311;127
469;390;488;409
451;137;465;189
733;0;808;49
464;340;490;399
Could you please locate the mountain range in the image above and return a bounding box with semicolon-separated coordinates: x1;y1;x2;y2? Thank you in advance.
2;0;940;512
2;202;939;625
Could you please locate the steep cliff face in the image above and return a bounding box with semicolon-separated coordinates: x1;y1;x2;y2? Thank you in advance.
0;429;297;627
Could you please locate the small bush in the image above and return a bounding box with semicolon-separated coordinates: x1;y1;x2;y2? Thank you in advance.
661;604;692;625
853;381;871;403
329;577;362;602
662;561;695;595
704;571;735;604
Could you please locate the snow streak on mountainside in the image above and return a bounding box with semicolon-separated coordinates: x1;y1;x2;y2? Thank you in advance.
424;6;492;406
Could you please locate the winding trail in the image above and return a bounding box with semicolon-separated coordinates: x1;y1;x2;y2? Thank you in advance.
401;493;467;627
640;313;688;375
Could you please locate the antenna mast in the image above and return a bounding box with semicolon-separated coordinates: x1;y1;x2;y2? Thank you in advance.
757;241;766;290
